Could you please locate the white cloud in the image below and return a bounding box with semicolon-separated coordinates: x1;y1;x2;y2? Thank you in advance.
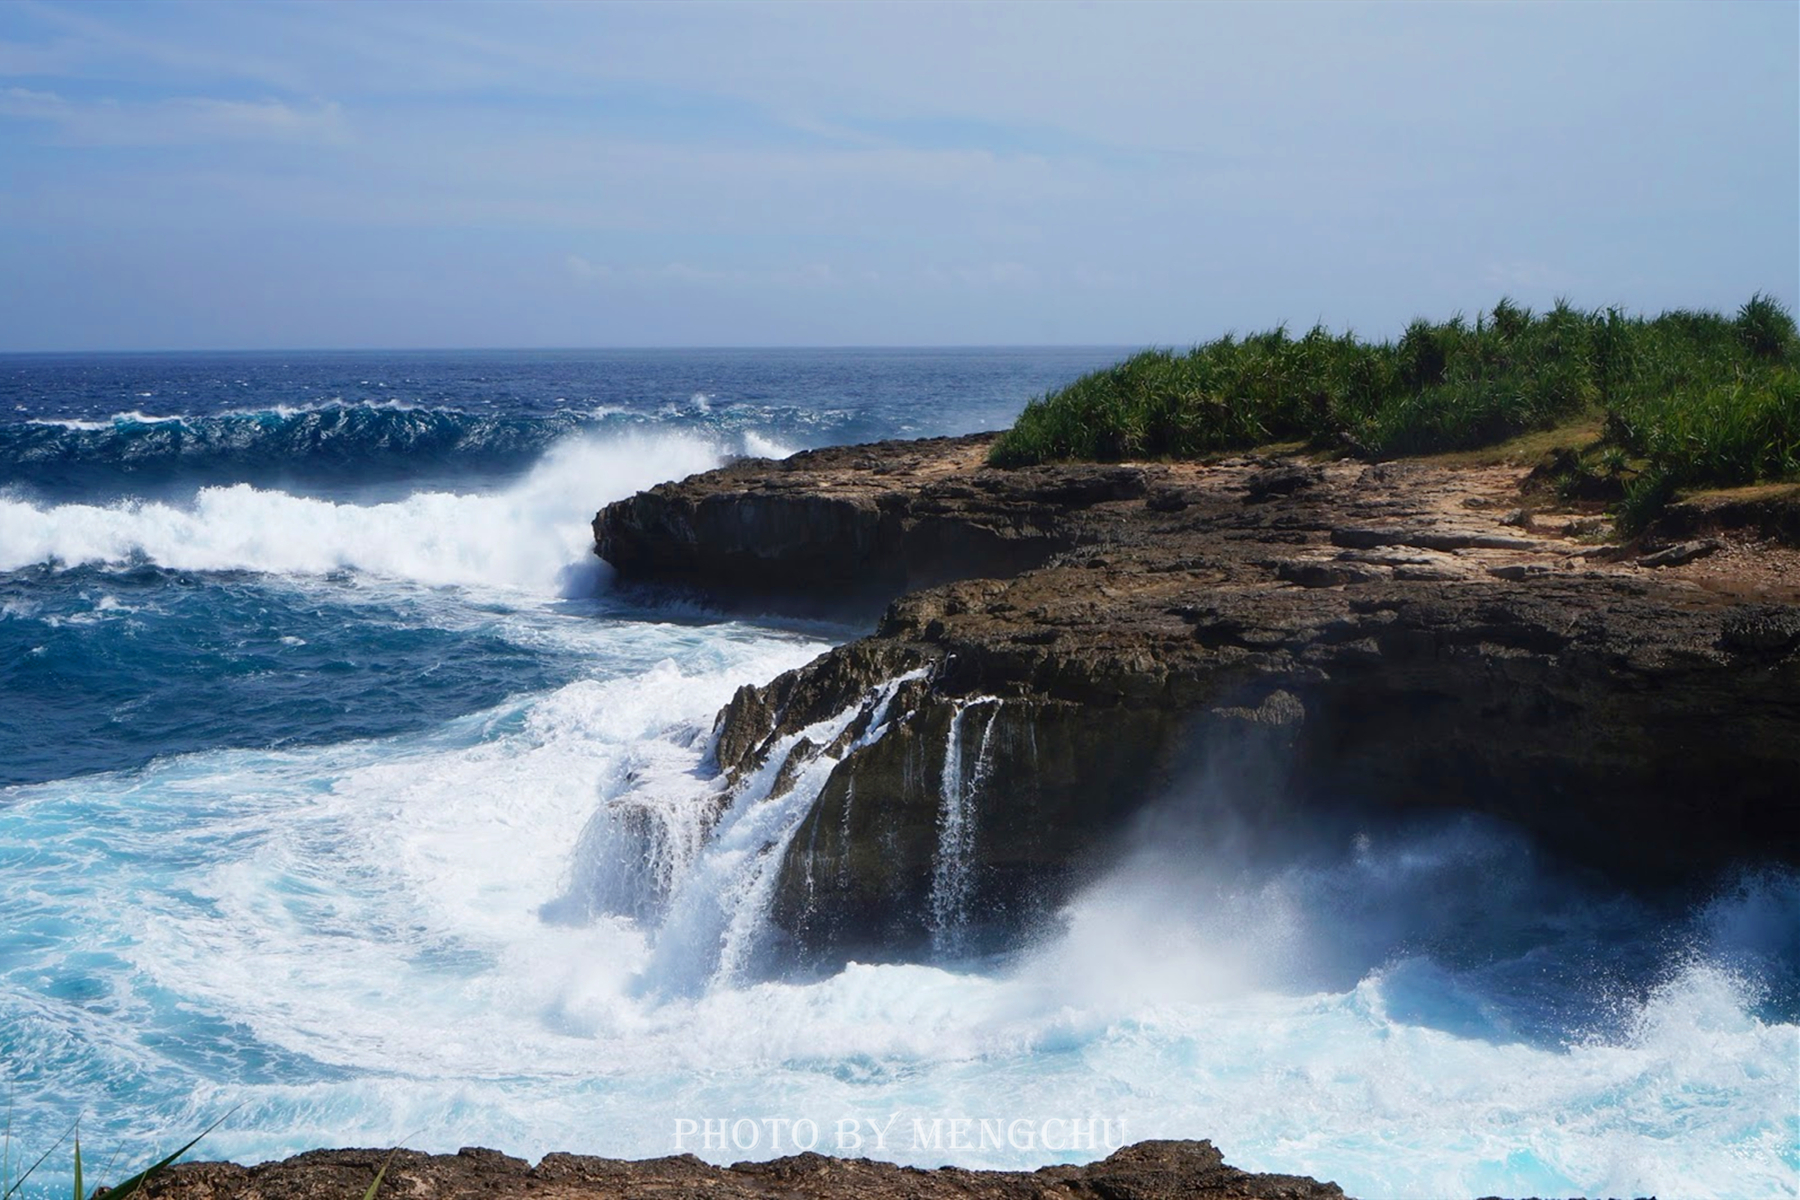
0;86;65;118
564;255;609;282
0;1;1791;348
0;86;347;146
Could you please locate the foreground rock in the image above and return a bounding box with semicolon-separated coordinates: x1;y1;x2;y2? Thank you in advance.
598;435;1800;964
135;1140;1345;1200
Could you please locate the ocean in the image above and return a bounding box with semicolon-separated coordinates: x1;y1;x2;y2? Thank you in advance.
0;348;1794;1199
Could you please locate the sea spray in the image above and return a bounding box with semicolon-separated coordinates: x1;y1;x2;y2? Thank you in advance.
0;431;728;591
5;669;1796;1197
594;669;930;993
709;670;929;987
547;732;727;926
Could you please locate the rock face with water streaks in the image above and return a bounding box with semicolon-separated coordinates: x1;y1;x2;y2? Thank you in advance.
597;435;1800;965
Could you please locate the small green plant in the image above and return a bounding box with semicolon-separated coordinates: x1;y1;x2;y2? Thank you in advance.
2;1108;232;1200
359;1147;400;1200
91;1118;225;1200
1618;469;1680;535
3;1118;75;1200
1737;292;1798;360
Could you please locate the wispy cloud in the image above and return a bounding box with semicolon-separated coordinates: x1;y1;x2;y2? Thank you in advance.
0;0;1791;349
0;86;347;146
564;255;610;283
564;258;838;289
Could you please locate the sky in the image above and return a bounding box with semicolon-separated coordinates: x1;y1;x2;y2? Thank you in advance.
0;0;1794;351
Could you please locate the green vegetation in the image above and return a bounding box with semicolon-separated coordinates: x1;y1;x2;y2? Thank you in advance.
2;1093;394;1200
991;295;1799;528
3;1108;233;1200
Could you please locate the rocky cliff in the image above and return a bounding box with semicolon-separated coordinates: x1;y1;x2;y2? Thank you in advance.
597;435;1800;966
596;435;1146;613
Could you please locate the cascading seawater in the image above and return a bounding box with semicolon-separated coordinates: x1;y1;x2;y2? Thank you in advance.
930;697;1001;958
556;668;930;993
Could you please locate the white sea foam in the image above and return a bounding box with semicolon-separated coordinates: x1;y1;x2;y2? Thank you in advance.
25;416;114;430
741;430;797;460
3;645;1793;1198
0;431;734;593
24;409;191;429
259;399;426;417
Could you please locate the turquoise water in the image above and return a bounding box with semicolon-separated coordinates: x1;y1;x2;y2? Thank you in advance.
1;349;1794;1199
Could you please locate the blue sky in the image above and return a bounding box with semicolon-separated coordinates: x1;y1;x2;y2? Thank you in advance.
0;0;1794;350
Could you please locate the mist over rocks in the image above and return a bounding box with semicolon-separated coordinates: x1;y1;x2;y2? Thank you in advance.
595;434;1800;966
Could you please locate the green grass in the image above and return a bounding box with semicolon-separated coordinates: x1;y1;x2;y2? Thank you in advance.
990;295;1800;527
2;1107;235;1200
2;1085;404;1200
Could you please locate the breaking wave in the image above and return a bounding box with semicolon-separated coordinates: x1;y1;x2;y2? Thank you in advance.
0;431;754;593
2;405;587;495
0;405;802;498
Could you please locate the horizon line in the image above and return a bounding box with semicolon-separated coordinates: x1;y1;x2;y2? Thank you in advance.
0;342;1144;357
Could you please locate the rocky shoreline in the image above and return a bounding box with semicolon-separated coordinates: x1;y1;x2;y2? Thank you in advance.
136;1140;1345;1200
596;433;1800;967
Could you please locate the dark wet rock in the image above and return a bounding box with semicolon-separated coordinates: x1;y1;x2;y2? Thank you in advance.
594;435;1142;615
137;1140;1346;1200
597;435;1800;964
768;686;1194;964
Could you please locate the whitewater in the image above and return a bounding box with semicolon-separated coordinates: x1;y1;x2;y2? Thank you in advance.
1;349;1794;1200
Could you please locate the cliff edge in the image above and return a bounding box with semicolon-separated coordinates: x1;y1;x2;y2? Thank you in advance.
596;434;1800;965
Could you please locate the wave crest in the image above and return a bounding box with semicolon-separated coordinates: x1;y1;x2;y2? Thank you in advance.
3;404;599;495
0;431;732;593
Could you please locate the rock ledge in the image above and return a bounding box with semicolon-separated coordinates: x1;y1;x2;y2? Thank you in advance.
135;1140;1345;1200
597;435;1800;963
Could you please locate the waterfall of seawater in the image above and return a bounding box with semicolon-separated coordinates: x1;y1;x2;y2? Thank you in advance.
556;669;929;993
931;698;1001;957
564;681;1013;976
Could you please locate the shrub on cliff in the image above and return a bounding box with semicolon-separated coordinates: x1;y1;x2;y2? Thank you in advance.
989;295;1800;516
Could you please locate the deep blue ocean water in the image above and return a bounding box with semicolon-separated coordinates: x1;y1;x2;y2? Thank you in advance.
1;349;1795;1199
